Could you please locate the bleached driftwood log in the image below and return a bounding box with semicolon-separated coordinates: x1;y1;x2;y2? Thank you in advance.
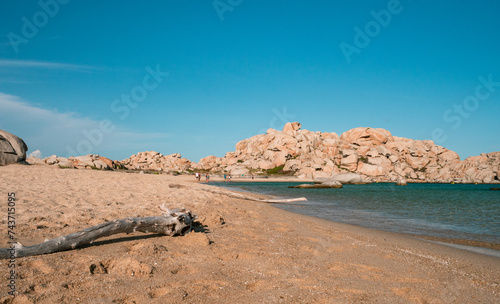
201;188;307;203
0;205;196;259
258;197;308;203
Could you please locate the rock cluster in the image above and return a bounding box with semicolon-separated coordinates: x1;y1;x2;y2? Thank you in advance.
0;130;28;166
119;151;193;172
11;123;499;184
451;152;500;184
327;173;368;185
27;154;119;170
195;123;500;184
28;152;193;173
290;178;343;189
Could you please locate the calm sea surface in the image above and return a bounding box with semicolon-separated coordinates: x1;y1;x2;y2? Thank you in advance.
212;182;500;244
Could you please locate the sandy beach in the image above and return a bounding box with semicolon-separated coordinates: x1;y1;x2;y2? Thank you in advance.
1;165;499;303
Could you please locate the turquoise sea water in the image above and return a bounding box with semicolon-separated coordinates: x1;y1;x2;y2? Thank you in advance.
212;182;500;244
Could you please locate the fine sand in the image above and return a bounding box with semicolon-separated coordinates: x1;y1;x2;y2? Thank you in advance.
0;165;499;303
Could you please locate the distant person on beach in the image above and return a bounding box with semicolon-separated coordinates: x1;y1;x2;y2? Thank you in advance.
228;175;232;182
206;174;210;183
224;174;226;181
195;172;199;180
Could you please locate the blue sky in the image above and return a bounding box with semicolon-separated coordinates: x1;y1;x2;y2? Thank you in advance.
1;0;499;162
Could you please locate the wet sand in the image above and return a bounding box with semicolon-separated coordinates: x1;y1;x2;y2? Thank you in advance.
0;165;499;303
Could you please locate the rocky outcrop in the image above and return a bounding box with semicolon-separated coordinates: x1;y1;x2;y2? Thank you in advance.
340;127;392;147
0;130;28;166
18;123;498;183
451;152;500;184
283;122;302;133
288;178;344;189
26;151;192;173
195;123;500;184
329;173;368;185
289;180;343;189
119;151;192;172
28;154;119;170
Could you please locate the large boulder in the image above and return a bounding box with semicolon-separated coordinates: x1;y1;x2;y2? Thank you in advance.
27;157;46;166
0;130;28;166
340;127;392;146
357;162;385;177
340;149;358;171
230;167;250;176
289;180;343;189
330;173;367;184
258;160;276;170
283;122;301;133
439;150;460;163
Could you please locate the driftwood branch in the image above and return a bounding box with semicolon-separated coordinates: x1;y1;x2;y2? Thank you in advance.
1;206;196;259
201;188;307;203
243;195;308;203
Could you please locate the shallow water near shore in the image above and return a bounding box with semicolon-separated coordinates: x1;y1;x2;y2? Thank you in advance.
213;182;500;246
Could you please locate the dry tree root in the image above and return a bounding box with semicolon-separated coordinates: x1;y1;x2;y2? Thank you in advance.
0;205;196;259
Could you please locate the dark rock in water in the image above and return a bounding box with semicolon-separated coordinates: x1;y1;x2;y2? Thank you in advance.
289;182;343;189
490;188;500;191
0;130;28;166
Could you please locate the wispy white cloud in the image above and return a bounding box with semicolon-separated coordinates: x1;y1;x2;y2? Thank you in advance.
0;59;100;72
0;77;37;84
28;149;42;159
0;93;170;158
0;92;93;129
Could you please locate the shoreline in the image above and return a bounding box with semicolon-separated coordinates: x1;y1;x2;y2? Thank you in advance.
183;172;500;185
1;165;499;302
415;237;500;258
205;178;500;256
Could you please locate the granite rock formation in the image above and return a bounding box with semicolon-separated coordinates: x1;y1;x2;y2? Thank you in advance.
195;123;500;184
0;130;28;166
